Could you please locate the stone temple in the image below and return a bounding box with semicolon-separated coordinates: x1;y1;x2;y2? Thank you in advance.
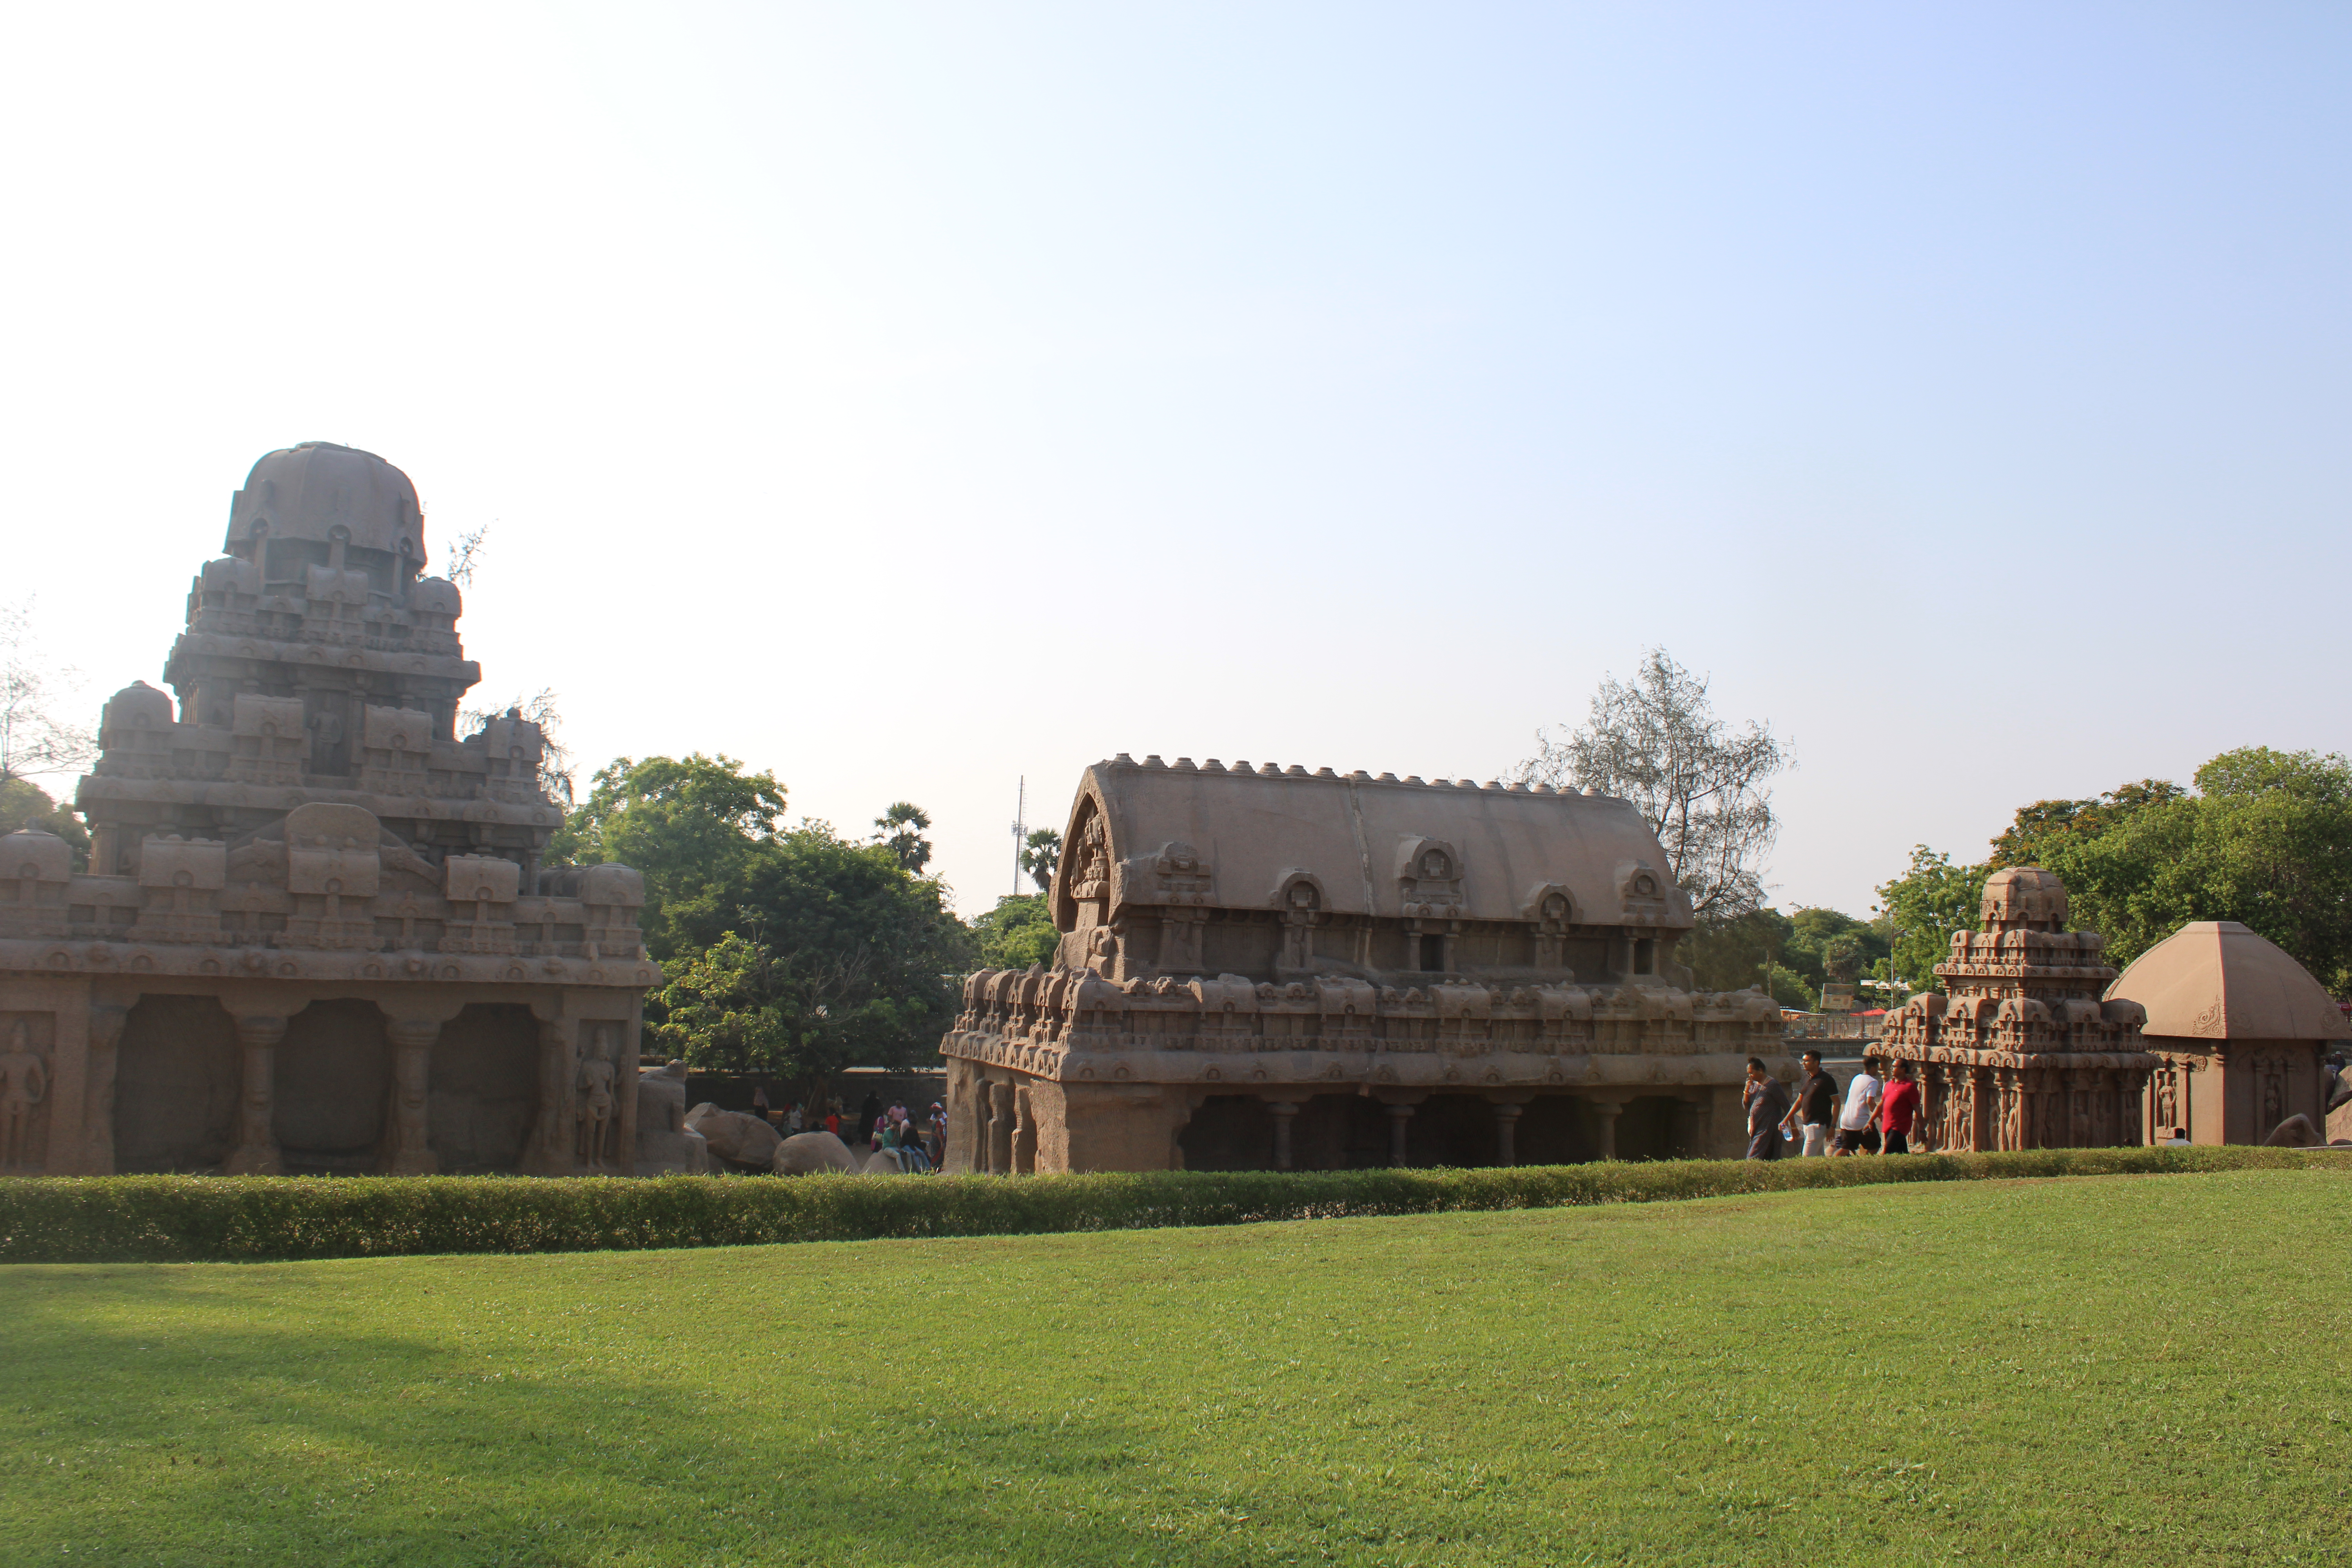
0;442;659;1177
1877;867;2157;1151
941;755;1783;1174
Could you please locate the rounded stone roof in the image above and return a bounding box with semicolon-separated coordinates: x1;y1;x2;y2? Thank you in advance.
2107;921;2349;1042
1982;866;2068;930
222;442;424;563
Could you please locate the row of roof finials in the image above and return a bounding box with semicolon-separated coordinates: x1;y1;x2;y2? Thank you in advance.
1105;754;1612;795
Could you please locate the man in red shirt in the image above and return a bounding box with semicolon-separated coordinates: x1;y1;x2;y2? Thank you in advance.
1880;1060;1922;1154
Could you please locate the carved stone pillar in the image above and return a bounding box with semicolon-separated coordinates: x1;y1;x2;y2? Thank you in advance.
986;1081;1015;1174
1268;1099;1301;1171
519;1017;575;1176
1492;1102;1523;1167
1385;1103;1415;1167
223;1014;286;1175
1590;1098;1621;1162
1011;1085;1037;1175
380;1019;440;1175
80;1004;129;1176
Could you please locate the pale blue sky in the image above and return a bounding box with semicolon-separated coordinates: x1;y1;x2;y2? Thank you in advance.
3;3;2345;917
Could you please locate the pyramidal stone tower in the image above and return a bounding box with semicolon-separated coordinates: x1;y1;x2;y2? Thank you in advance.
1878;867;2157;1151
0;443;658;1178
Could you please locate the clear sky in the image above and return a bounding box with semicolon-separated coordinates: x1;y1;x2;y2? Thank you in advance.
4;3;2346;920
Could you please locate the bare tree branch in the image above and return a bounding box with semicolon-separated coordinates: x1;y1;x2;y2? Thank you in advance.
1512;647;1790;925
442;524;491;588
458;686;576;806
0;597;96;784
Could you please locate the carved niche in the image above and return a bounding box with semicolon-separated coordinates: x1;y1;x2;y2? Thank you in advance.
1395;836;1465;918
0;1013;54;1172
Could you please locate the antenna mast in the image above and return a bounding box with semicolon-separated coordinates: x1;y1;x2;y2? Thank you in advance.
1011;775;1025;898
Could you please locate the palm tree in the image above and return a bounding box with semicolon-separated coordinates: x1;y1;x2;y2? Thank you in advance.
873;802;933;875
1020;828;1061;893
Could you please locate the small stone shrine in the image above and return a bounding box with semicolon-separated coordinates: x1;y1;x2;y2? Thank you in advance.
0;442;659;1176
2108;920;2346;1145
1878;867;2157;1151
941;754;1784;1174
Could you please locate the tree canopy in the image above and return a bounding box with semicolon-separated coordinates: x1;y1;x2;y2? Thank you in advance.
1514;647;1787;924
1878;747;2352;994
549;753;790;962
972;893;1061;970
555;754;969;1098
0;777;88;869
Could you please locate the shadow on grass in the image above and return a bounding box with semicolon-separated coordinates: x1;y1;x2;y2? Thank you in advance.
1;1276;1281;1568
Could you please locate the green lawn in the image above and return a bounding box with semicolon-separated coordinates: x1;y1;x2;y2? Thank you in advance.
4;1169;2346;1567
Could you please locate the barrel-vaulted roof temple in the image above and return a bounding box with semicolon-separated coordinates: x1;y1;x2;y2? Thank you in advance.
941;755;1784;1174
0;443;661;1178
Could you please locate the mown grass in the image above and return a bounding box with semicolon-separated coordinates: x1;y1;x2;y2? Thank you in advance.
4;1169;2347;1566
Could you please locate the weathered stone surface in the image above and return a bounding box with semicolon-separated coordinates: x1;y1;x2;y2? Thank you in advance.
861;1145;912;1175
686;1103;781;1168
0;444;659;1177
635;1061;708;1175
1880;869;2157;1153
943;757;1779;1176
2263;1113;2323;1147
772;1131;857;1175
2109;921;2345;1147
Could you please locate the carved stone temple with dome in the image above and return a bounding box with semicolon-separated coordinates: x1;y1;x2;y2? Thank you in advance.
1877;867;2159;1151
0;442;661;1177
940;754;1785;1174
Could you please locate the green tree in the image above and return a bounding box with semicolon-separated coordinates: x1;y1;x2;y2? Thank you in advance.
972;893;1062;970
1675;907;1793;993
2028;748;2352;989
550;754;789;963
1875;846;1991;995
652;820;972;1101
0;777;88;869
873;801;934;875
1020;828;1061;893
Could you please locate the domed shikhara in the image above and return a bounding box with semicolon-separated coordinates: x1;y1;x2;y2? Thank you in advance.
0;444;663;1181
2108;921;2350;1043
1980;866;2069;932
222;441;426;580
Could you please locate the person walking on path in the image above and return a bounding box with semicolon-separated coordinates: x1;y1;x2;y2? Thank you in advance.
1832;1055;1884;1156
1880;1061;1922;1154
1784;1050;1837;1157
1743;1056;1793;1161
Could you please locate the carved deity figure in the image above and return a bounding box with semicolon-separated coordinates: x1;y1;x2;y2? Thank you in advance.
575;1024;618;1166
1;1020;50;1170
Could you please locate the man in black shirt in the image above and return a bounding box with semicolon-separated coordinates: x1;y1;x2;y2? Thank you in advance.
1782;1049;1838;1158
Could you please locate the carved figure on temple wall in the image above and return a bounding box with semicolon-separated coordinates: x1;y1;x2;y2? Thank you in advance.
1;1020;49;1170
576;1024;618;1167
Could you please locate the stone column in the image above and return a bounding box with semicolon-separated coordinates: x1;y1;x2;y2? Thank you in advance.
987;1081;1015;1174
1385;1102;1415;1167
223;1014;286;1175
519;1017;575;1176
381;1019;441;1175
1268;1099;1301;1171
1012;1085;1037;1175
1492;1102;1523;1167
77;1004;129;1176
1590;1098;1621;1162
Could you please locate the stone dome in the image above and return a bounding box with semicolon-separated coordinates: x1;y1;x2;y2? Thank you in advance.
222;441;425;563
101;681;173;728
1981;866;2068;931
2107;921;2349;1042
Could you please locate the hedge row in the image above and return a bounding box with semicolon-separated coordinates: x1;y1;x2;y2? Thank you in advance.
2;1145;2343;1264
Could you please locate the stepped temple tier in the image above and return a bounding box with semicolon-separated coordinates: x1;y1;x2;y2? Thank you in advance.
1878;867;2158;1151
0;442;659;1177
941;755;1785;1174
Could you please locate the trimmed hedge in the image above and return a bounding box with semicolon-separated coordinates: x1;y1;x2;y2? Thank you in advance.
2;1146;2344;1265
